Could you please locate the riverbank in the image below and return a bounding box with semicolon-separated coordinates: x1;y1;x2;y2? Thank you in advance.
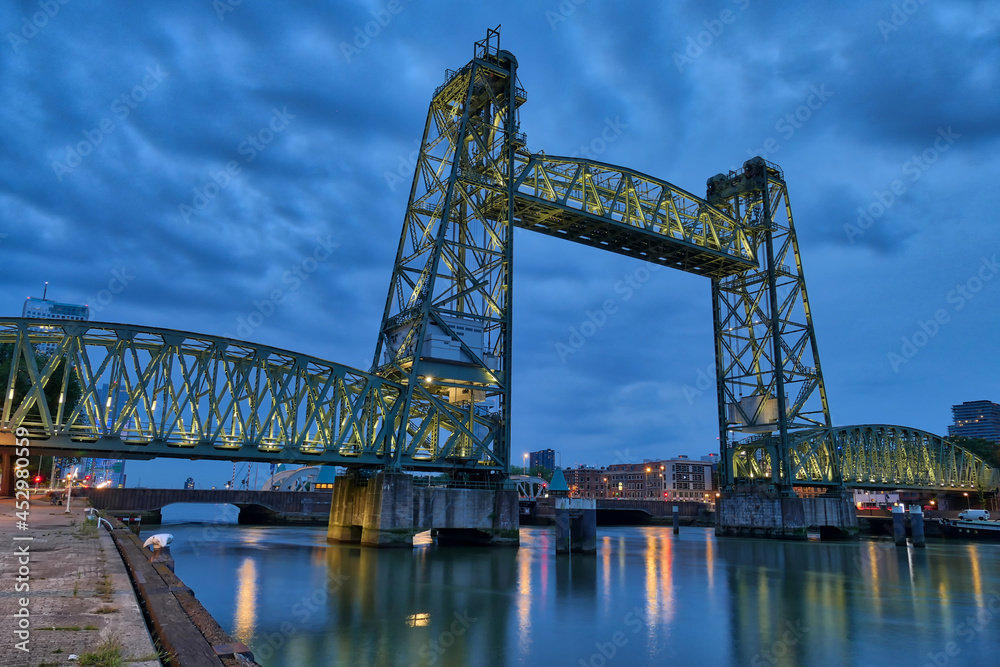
1;495;261;667
0;495;159;667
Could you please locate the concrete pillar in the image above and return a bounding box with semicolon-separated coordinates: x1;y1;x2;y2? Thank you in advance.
360;472;415;548
555;498;596;554
672;505;680;534
327;473;364;544
909;504;925;548
892;504;906;546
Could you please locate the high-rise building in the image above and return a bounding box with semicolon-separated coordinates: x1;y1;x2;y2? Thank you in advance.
529;449;556;472
22;291;90;354
949;400;1000;443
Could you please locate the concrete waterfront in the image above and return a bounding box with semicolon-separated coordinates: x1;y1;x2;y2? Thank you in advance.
0;495;260;667
0;495;159;667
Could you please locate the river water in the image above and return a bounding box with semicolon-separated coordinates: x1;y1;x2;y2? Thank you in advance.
156;505;1000;667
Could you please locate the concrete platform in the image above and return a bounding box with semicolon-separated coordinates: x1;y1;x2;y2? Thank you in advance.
0;495;160;667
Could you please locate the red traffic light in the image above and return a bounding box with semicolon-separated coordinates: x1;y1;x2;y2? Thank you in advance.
34;476;42;483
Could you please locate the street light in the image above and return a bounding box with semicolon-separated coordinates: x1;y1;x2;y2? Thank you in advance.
64;469;78;514
523;452;528;475
645;467;651;498
964;492;970;509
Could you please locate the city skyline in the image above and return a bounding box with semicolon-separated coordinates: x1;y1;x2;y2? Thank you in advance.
2;2;998;488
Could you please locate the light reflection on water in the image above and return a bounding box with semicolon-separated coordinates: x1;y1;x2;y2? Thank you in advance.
155;506;1000;666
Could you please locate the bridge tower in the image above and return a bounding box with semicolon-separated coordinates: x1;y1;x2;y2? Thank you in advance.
707;158;853;537
371;27;523;480
707;157;833;493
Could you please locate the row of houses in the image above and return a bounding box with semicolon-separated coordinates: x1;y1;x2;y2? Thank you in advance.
562;455;718;501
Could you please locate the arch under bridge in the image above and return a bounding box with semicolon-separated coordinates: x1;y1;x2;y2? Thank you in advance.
1;28;994;511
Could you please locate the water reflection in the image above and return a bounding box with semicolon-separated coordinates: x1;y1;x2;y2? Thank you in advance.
161;522;1000;666
233;557;258;644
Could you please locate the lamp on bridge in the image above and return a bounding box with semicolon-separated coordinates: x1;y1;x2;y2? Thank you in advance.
964;492;970;509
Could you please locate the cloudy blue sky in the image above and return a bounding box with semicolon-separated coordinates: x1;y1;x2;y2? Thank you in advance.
2;1;998;488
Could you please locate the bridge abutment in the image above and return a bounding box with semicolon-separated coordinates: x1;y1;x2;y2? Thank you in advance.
326;472;519;548
716;492;858;540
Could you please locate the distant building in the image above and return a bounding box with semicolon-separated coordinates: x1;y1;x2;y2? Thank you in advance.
949;400;1000;443
184;477;195;490
529;449;556;472
562;458;715;501
22;292;90;355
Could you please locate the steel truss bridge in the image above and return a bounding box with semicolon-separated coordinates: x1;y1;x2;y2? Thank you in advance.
1;29;994;495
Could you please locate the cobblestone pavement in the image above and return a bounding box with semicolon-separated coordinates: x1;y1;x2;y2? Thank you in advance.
0;495;160;667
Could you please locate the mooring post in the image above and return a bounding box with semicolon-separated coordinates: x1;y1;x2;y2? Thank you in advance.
892;504;906;546
672;505;680;535
909;504;925;548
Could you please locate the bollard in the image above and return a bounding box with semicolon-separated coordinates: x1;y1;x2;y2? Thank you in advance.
892;504;906;546
672;505;680;535
909;504;926;548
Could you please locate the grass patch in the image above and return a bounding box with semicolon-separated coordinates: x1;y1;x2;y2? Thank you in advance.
84;625;99;630
93;606;119;614
97;573;113;600
39;626;82;631
53;648;64;653
79;634;126;667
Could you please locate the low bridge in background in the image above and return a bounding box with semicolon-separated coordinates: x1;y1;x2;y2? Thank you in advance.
84;487;332;524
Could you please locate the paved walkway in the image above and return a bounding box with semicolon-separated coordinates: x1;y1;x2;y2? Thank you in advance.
0;494;160;667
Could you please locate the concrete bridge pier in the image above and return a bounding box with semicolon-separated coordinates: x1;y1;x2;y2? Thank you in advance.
554;498;597;554
326;471;519;548
716;490;858;540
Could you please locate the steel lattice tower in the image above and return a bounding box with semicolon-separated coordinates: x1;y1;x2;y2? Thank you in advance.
707;158;833;494
371;28;524;477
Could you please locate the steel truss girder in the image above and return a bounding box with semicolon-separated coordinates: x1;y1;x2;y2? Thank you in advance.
507;155;757;279
729;425;999;491
0;319;407;467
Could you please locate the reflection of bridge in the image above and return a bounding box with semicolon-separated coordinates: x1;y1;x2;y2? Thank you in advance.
0;29;995;540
